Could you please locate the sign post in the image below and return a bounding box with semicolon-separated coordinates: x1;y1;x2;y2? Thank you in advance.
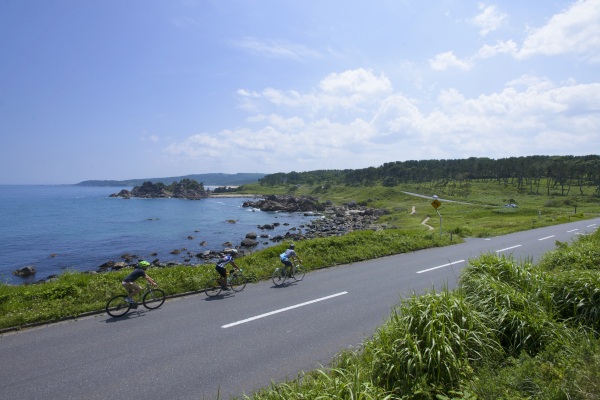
431;195;442;238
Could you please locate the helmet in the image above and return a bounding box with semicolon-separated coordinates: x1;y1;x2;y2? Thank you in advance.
289;243;295;249
138;260;150;268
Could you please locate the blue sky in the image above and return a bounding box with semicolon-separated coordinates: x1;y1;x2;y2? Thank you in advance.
1;1;599;184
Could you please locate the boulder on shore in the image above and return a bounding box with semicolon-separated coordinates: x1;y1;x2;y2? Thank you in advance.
241;238;258;247
13;266;36;278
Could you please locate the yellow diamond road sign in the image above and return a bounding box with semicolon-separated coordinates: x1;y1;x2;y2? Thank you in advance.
431;199;441;209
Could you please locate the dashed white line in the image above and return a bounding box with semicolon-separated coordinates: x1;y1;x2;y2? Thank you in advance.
222;291;348;328
495;245;522;253
539;235;556;241
416;260;465;274
567;229;579;233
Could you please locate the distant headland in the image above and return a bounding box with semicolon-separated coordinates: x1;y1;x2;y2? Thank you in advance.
76;172;265;187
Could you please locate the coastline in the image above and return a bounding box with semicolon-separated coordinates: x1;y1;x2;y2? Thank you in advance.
209;193;262;198
0;187;300;285
2;188;385;285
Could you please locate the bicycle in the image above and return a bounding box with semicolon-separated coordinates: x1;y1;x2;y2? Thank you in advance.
271;262;306;287
205;268;247;297
105;283;166;317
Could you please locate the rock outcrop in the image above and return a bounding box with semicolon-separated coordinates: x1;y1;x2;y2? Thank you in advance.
12;265;36;277
110;179;208;200
242;195;326;212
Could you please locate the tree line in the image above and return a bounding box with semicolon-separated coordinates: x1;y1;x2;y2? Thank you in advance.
258;155;600;195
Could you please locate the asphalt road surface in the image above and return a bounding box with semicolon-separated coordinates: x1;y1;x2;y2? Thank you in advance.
1;217;598;400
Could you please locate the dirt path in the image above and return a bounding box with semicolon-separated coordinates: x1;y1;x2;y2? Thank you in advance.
421;216;434;230
412;205;434;230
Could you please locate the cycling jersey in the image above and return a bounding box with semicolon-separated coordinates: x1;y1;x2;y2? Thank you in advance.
217;254;234;268
280;249;297;262
123;268;145;282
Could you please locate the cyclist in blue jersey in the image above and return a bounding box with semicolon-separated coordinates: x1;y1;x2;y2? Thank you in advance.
279;243;302;277
216;249;240;290
122;260;158;305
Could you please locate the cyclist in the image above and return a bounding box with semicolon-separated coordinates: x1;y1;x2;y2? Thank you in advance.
122;260;158;305
216;249;240;290
279;243;302;277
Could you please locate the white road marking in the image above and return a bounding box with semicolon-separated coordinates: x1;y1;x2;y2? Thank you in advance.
222;291;349;328
587;224;597;227
567;229;579;233
495;245;522;253
416;260;465;274
539;235;556;241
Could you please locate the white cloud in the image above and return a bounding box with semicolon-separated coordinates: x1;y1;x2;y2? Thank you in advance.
476;40;518;58
246;69;393;115
441;0;600;71
517;0;600;62
164;68;600;172
471;3;507;36
319;69;392;96
429;51;472;71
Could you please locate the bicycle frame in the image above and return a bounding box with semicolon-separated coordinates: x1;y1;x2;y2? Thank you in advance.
272;262;305;287
205;268;247;297
106;283;166;317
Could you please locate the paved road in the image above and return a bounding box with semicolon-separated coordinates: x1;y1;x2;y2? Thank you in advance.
1;218;598;400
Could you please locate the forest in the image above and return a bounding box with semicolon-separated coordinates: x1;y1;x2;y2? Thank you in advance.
257;155;600;196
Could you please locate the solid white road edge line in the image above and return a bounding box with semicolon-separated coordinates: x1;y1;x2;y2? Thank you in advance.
221;291;349;328
416;260;465;274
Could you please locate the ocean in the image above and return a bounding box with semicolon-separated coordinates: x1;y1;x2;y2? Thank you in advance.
0;185;319;284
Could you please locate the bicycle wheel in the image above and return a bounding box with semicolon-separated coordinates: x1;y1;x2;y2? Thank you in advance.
106;295;132;317
292;264;306;281
230;274;247;292
205;279;222;297
272;268;288;287
143;288;166;310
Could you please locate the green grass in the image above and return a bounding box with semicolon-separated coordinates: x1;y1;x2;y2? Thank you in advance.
240;180;599;238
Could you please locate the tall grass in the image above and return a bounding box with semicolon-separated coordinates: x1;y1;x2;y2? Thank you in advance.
547;270;600;332
246;365;393;400
364;288;502;397
539;229;600;332
459;254;569;356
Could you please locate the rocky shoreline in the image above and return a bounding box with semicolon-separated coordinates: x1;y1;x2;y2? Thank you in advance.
13;195;388;284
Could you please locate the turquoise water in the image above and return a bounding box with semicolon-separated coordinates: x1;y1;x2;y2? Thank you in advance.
0;185;317;284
